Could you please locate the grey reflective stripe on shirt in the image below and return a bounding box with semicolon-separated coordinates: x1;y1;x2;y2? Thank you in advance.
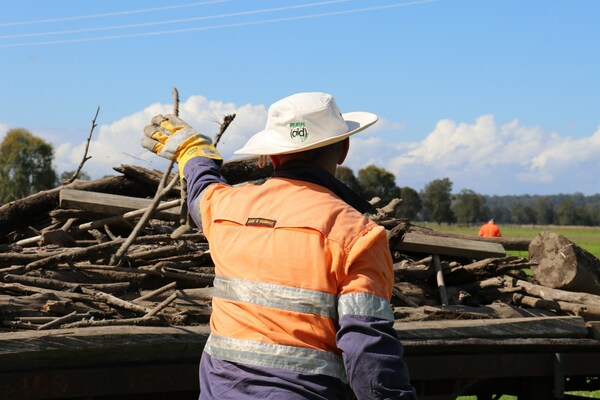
338;292;394;321
213;275;338;319
189;193;202;229
205;334;348;382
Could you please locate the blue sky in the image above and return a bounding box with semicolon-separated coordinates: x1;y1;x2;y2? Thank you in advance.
1;0;598;196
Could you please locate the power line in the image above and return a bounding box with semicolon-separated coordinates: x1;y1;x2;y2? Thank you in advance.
0;0;441;48
0;0;352;40
0;0;230;27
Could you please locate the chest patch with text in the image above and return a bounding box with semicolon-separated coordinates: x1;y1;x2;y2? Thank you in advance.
246;218;277;228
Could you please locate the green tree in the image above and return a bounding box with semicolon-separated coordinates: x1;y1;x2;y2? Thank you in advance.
488;204;510;224
335;165;363;196
421;178;454;224
556;200;577;225
0;128;57;203
510;202;536;224
534;197;555;225
395;187;422;220
356;165;400;205
452;189;487;224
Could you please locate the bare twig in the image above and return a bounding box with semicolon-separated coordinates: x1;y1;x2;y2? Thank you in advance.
61;316;163;329
213;113;236;147
144;292;178;317
37;311;93;330
172;87;180;117
26;239;125;271
110;166;179;265
134;281;177;303
64;106;100;185
92;290;152;315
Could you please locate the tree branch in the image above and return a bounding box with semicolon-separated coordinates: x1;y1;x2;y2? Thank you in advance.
213;114;236;147
64;106;99;185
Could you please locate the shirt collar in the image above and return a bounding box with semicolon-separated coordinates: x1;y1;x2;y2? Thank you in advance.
272;161;374;214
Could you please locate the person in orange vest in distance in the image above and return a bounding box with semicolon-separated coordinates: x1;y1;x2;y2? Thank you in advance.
478;218;502;237
141;92;416;399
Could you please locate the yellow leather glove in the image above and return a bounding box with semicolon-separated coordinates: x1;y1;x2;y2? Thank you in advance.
142;114;222;178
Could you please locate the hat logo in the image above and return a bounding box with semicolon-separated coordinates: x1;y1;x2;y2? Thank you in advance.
289;122;308;142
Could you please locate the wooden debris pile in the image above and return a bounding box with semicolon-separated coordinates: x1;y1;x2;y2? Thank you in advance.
387;221;600;330
1;161;599;340
0;158;269;332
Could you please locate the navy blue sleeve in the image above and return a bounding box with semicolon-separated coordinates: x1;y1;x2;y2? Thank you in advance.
183;157;228;228
337;315;416;400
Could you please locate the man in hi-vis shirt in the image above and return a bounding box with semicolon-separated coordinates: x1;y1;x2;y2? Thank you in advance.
142;92;416;399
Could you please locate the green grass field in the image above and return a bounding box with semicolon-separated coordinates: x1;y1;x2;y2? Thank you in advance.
418;223;600;258
458;395;600;399
420;223;600;399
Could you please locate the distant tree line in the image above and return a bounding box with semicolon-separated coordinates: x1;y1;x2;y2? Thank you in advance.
336;165;600;227
2;129;599;227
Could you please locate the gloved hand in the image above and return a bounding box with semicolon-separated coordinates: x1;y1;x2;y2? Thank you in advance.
142;114;222;178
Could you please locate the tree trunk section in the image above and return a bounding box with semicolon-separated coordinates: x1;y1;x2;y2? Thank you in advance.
529;231;600;295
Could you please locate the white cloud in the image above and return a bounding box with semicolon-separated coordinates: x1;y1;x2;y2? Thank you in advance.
364;116;600;195
4;96;600;196
53;95;267;178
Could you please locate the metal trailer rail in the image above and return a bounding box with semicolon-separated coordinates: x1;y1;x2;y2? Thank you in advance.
0;326;599;400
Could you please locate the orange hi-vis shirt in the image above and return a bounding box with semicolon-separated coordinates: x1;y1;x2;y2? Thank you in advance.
199;177;395;380
478;221;502;237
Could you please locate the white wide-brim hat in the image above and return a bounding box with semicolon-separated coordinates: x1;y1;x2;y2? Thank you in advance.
234;92;378;155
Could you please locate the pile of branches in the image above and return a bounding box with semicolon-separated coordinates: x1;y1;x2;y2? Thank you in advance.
389;223;600;323
1;159;599;333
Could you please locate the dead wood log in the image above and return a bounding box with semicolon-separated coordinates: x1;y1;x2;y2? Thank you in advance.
114;157;273;190
512;293;600;319
0;293;58;317
17;316;55;324
392;232;506;259
0;282;96;302
112;165;181;195
23;233;204;271
140;265;215;286
369;198;402;222
61;316;165;329
59;188;181;221
144;292;178;318
392;281;437;307
0;175;154;238
393;315;589;340
444;256;532;286
406;223;531;251
0;252;62;267
134;281;177;303
1;320;39;330
505;276;600;307
4;274;129;293
150;287;213;302
25;240;125;271
529;231;600;295
40;229;78;247
111;168;180;265
394;304;517;322
88;290;152;315
37;311;93;330
127;244;197;261
394;261;432;281
392;287;419;307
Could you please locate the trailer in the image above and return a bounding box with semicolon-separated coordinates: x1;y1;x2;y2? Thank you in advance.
1;321;599;400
